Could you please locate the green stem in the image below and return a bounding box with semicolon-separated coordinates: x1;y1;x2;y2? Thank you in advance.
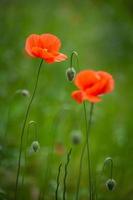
55;163;62;200
21;120;38;197
110;159;113;180
21;122;29;198
84;102;94;200
103;157;113;180
63;148;72;200
14;59;43;200
70;51;79;70
75;103;94;200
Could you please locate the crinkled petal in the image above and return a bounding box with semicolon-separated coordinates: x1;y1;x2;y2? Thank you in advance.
25;34;41;57
74;70;100;90
31;47;55;63
86;95;101;103
54;53;68;62
40;33;61;52
85;76;107;96
31;47;44;58
71;90;84;104
97;71;114;94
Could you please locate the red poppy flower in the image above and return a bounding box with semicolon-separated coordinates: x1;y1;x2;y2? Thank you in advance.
25;33;67;63
71;70;114;103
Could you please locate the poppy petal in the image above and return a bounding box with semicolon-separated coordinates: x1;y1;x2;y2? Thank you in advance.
31;47;44;58
40;33;61;52
71;90;84;104
86;95;101;103
54;53;68;62
74;70;100;90
25;34;41;57
97;71;114;93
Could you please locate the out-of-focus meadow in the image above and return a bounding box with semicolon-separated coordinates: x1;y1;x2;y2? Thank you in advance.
0;0;133;200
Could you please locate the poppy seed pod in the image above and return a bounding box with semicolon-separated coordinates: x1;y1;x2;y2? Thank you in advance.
31;141;40;152
106;179;116;191
66;67;76;81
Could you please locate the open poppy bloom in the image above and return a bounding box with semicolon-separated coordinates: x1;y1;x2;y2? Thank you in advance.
71;70;114;103
25;33;67;63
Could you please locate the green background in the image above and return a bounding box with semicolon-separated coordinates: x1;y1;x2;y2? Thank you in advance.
0;0;133;200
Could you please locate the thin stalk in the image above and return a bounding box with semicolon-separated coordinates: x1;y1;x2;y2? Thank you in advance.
14;59;43;200
55;163;62;200
75;103;94;200
103;157;113;179
63;148;72;200
21;120;38;193
70;51;80;70
21;125;29;193
84;102;94;200
110;159;113;180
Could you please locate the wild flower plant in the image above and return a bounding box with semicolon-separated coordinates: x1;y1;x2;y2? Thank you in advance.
14;33;67;200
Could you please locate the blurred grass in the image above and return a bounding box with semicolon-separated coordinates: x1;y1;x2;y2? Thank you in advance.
0;0;133;199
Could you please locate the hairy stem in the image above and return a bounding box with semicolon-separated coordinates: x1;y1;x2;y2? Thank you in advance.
63;148;72;200
14;59;43;200
55;163;62;200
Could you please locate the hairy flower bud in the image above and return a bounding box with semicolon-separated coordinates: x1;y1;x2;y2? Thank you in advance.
16;89;30;97
31;141;40;152
71;131;82;145
21;89;30;97
66;67;76;81
106;179;116;191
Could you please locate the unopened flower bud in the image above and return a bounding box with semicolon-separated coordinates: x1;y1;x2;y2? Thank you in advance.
16;89;30;97
71;131;82;145
31;141;40;152
106;179;116;191
66;67;76;81
21;89;30;97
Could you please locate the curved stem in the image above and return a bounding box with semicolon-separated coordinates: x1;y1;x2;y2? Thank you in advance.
14;59;43;200
103;157;113;180
55;163;62;200
63;148;72;200
110;159;113;180
28;120;38;141
70;51;79;70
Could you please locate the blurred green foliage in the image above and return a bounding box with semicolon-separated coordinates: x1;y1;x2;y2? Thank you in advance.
0;0;133;200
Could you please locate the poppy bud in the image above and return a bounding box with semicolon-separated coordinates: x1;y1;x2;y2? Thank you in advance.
21;89;30;97
31;141;40;152
106;179;116;191
71;131;82;145
16;89;30;97
66;67;76;81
